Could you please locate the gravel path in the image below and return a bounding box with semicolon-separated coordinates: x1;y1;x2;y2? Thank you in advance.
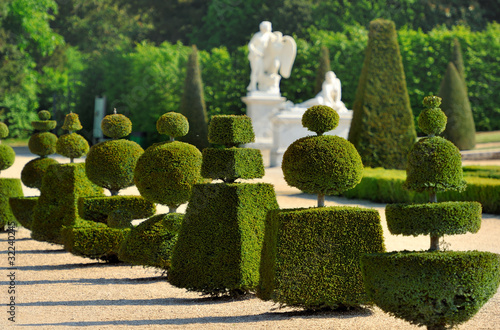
0;155;499;329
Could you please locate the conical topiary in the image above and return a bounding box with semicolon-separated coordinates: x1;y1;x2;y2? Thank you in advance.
314;45;331;95
452;38;466;84
438;62;476;150
179;45;209;150
258;105;385;310
56;112;89;163
348;19;416;170
362;95;500;330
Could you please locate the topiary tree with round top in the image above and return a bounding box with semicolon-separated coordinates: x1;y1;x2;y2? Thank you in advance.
258;105;385;310
0;122;24;230
56;112;89;163
119;112;203;269
362;95;500;330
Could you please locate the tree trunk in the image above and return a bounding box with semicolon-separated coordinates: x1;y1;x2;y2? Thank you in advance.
429;191;439;251
317;193;325;207
169;206;178;213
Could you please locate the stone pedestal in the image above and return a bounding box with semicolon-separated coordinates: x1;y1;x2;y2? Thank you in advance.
270;108;353;167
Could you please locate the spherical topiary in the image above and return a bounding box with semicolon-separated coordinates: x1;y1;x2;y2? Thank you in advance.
56;133;90;159
101;113;132;139
418;96;447;136
0;144;15;171
38;110;51;120
0;122;9;139
302;105;339;135
21;157;59;189
405;136;466;193
28;132;58;156
62;112;83;131
135;141;202;209
282;135;363;195
156;112;189;138
85;139;143;195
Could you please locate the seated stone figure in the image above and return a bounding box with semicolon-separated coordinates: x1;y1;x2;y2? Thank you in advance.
298;71;348;113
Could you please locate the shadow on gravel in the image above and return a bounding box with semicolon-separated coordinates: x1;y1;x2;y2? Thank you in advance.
3;262;130;271
0;249;66;254
19;307;373;327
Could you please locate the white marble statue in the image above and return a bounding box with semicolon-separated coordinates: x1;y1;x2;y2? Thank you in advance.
297;71;348;113
247;21;296;95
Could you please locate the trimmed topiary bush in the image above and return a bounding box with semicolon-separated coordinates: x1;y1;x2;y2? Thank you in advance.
21;158;59;190
156;112;189;139
259;105;384;310
86;139;143;196
259;207;385;310
362;95;500;329
119;213;183;269
56;112;89;162
0;122;9;138
169;115;279;296
9;197;38;230
0;144;15;171
101;110;132;139
28;132;58;157
348;19;416;170
201;148;264;182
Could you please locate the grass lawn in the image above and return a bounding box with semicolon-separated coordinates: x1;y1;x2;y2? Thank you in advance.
476;131;500;144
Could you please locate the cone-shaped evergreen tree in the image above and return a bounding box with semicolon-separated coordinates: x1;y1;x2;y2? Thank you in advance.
348;19;416;170
314;46;331;95
179;45;210;151
452;38;466;84
438;62;476;150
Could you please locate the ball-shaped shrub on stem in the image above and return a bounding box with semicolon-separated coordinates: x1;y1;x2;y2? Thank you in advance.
0;122;9;139
28;132;58;157
85;140;143;195
37;110;51;121
418;96;447;136
0;144;15;172
302;105;339;136
56;133;90;160
156;112;189;139
101;113;132;139
21;157;59;190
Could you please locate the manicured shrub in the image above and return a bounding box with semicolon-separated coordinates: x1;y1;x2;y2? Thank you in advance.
201;148;264;182
0;179;24;228
362;251;500;329
258;207;385;310
418;96;447;136
61;112;83;131
302;105;339;136
348;19;416;170
31;163;104;244
179;45;210;150
56;112;89;162
85;139;143;195
119;213;183;269
438;62;476;150
0;144;15;171
134;141;202;210
101;112;132;139
31;121;57;131
0;122;9;138
20;157;59;190
156;112;189;139
386;201;481;236
37;110;51;121
28;132;58;157
208;115;254;147
9;197;38;230
169;183;279;295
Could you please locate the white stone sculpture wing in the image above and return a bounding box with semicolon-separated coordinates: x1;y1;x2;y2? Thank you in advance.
278;36;296;79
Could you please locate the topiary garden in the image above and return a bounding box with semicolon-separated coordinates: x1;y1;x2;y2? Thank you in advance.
258;105;385;310
361;96;500;330
0;122;24;230
168;115;279;296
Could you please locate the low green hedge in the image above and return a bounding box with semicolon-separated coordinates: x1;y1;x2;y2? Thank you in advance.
168;182;278;296
9;197;38;230
463;165;500;180
386;201;482;236
79;195;156;228
118;213;183;269
201;148;264;182
362;251;500;329
0;179;24;228
258;206;385;310
62;219;129;262
31;163;104;244
343;167;500;214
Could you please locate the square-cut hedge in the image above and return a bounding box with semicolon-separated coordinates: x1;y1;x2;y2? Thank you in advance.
62;219;129;262
0;178;24;228
201;148;264;181
208;115;255;146
258;206;385;309
168;182;278;295
9;196;38;230
79;195;156;228
31;163;104;244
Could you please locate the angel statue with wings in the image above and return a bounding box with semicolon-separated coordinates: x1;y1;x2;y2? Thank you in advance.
247;21;296;95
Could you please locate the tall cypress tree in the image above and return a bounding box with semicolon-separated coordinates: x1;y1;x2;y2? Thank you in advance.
314;46;331;95
179;45;209;150
348;19;416;170
438;62;476;150
452;38;466;83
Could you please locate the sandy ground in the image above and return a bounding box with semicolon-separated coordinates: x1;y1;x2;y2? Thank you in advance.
1;154;499;329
